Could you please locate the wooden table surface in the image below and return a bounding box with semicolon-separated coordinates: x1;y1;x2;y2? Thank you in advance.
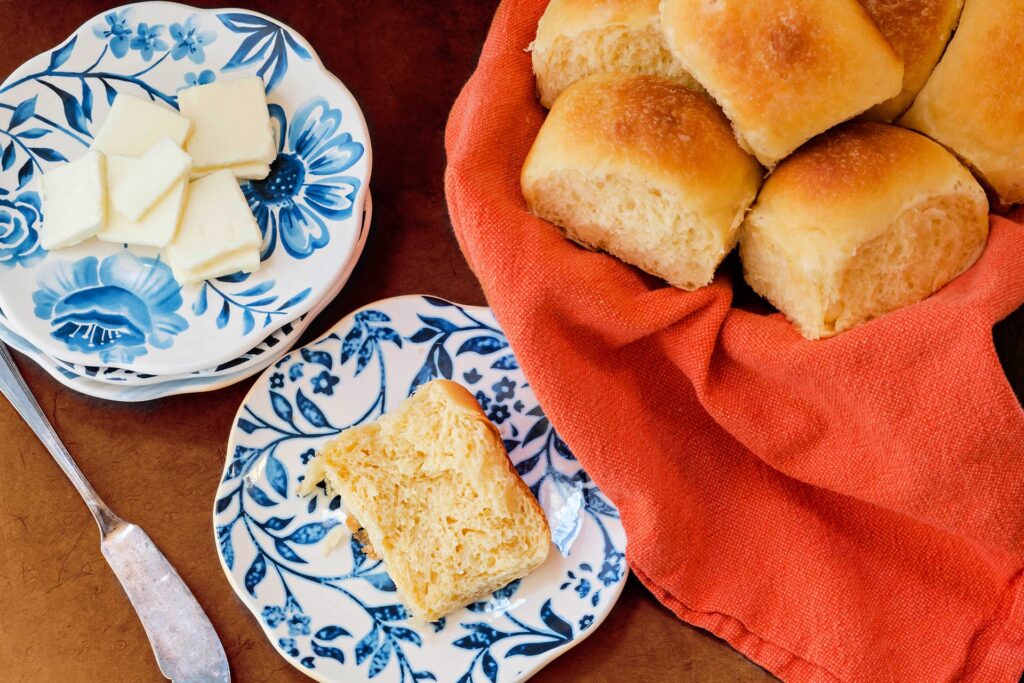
0;2;775;681
3;3;1022;683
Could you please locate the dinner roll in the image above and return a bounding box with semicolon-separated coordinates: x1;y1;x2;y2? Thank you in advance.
659;0;903;167
522;74;763;290
858;0;965;121
300;380;550;623
900;0;1024;206
740;123;988;340
531;0;700;109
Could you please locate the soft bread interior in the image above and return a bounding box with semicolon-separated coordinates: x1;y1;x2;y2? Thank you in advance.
304;381;550;622
533;24;697;108
528;169;736;290
743;192;988;339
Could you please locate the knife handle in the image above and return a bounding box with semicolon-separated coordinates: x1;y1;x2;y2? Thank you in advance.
0;343;121;533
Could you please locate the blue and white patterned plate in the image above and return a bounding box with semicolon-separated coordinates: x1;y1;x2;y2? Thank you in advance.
10;192;371;387
214;296;628;683
0;2;370;375
0;308;284;401
0;196;371;401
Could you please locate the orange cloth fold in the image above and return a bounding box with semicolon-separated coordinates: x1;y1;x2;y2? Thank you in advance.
444;1;1024;680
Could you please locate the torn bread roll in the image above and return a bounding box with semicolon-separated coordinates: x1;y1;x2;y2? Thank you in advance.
300;380;550;623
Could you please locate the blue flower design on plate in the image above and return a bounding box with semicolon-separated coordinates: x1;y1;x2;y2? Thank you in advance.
129;23;168;61
215;297;627;682
243;97;364;260
311;370;340;396
92;10;133;58
0;191;44;268
488;403;511;425
31;250;187;363
183;69;215;88
170;15;216;64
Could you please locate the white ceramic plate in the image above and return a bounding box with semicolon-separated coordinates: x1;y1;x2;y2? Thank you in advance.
0;193;371;401
214;295;628;683
0;2;371;375
0;193;371;400
0;314;284;401
12;193;371;386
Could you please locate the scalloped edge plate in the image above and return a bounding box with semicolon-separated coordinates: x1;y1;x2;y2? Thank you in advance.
214;295;628;683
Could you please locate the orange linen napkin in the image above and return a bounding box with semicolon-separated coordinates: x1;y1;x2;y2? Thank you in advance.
444;1;1024;681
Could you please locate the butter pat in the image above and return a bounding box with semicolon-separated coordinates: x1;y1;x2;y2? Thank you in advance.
171;246;261;284
190;161;271;181
108;138;192;221
162;170;262;283
40;150;106;249
99;155;187;248
91;94;192;157
179;77;276;170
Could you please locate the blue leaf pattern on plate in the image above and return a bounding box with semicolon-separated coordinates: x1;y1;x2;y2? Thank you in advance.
215;297;626;680
218;12;311;93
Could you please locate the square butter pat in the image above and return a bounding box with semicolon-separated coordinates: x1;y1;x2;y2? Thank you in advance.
40;150;106;250
173;246;261;284
162;169;262;282
179;77;276;169
99;156;187;248
91;94;192;157
108;138;192;221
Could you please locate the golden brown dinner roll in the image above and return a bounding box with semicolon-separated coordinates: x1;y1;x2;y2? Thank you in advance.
531;0;700;108
740;123;988;340
521;73;763;290
300;380;550;622
659;0;903;167
858;0;964;121
900;0;1024;206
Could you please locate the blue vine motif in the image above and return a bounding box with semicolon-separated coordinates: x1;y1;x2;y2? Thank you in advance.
192;277;311;334
215;297;627;681
454;597;573;683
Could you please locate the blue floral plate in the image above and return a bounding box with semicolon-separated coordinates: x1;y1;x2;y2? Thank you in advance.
0;307;286;401
0;2;370;375
214;295;628;683
0;194;371;400
7;192;371;387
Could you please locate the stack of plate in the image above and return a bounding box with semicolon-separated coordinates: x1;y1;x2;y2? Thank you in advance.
0;4;372;401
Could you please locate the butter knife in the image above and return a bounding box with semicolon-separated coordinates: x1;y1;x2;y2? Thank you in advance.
0;343;230;683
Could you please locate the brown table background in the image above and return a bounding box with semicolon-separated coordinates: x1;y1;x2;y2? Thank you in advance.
1;2;1021;682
